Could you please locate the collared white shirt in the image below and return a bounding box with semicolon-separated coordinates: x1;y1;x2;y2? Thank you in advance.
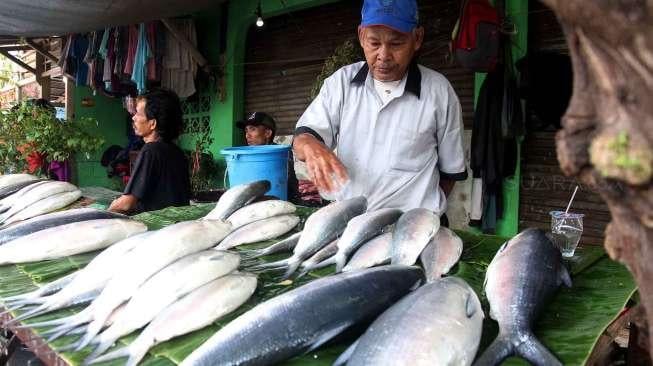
296;61;467;214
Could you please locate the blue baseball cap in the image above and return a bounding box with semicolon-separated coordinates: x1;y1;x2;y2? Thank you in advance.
361;0;419;34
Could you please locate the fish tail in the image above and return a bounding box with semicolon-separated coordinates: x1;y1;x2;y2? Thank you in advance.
86;346;130;365
280;258;301;280
83;337;115;365
76;319;104;351
249;258;289;271
4;303;50;324
514;332;562;366
124;337;153;366
473;333;514;366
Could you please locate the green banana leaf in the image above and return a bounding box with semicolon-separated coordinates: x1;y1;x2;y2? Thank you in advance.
0;204;636;366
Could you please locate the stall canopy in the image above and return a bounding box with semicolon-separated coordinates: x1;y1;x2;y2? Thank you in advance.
0;0;221;37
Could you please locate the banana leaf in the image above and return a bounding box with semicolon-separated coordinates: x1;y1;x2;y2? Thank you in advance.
0;204;636;366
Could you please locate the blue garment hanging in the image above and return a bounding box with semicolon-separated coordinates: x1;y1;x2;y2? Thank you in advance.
131;23;152;94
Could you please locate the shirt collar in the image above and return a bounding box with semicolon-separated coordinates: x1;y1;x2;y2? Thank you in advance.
351;62;421;99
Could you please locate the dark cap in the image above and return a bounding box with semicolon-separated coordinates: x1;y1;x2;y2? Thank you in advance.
236;112;276;132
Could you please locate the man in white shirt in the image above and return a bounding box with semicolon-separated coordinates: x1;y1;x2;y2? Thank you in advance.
293;0;467;217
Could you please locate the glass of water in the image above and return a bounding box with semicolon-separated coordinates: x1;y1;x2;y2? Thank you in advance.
549;211;584;258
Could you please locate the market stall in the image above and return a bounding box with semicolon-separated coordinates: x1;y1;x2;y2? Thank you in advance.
0;199;636;366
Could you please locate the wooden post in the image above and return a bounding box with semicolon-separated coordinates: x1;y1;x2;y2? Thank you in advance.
35;53;51;101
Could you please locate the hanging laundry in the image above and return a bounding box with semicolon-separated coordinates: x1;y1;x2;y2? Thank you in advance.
161;18;197;98
132;23;153;94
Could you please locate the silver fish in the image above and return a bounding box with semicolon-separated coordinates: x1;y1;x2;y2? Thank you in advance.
87;272;257;366
391;208;439;266
9;232;152;323
0;181;78;223
0;174;38;190
297;238;339;277
227;200;296;229
474;228;572;366
342;232;393;272
0;179;46;200
334;208;402;272
180;265;423;366
344;277;483;366
203;180;270;221
86;250;241;361
216;214;299;250
74;219;233;351
420;227;463;282
0;208;128;246
1;190;82;227
0;219;147;265
240;231;302;259
255;196;367;278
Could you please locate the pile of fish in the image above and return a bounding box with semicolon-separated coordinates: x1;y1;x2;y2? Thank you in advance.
0;175;572;366
0;174;84;227
247;198;463;283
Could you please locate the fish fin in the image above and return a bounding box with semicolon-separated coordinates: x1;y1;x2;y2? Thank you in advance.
465;292;477;318
306;323;352;353
334;254;346;273
249;258;289;271
559;266;572;288
473;333;514;366
409;277;422;292
86;346;130;365
515;332;562;366
333;339;360;366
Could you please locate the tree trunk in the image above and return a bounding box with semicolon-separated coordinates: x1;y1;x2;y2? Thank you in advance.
540;0;653;354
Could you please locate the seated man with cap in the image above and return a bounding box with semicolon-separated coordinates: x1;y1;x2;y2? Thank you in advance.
236;112;304;203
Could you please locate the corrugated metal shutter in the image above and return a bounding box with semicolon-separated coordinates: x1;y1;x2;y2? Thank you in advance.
519;0;609;246
244;0;475;135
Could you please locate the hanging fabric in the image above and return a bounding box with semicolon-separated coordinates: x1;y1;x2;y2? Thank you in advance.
132;23;153;95
161;18;198;98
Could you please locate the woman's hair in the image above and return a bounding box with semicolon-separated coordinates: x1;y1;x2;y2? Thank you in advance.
137;89;183;141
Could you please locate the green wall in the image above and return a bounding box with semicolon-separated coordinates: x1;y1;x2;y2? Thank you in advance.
73;87;127;189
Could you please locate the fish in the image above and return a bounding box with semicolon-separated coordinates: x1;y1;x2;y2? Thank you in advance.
342;232;393;272
240;231;302;259
85;250;241;361
334;208;402;272
216;214;300;250
474;228;572;366
1;270;79;308
342;276;483;366
391;208;440;266
0;180;50;213
227;200;297;229
1;189;82;227
296;239;339;277
0;208;128;246
0;174;38;190
87;272;257;366
0;179;46;200
254;196;367;278
179;265;423;366
203;180;271;221
0;181;78;223
8;232;153;323
74;219;233;351
420;227;463;282
0;219;147;265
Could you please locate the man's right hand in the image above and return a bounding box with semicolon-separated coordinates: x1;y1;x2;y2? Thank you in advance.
292;133;349;194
